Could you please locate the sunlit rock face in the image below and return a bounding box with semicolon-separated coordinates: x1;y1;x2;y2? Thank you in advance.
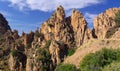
93;8;120;39
39;5;92;48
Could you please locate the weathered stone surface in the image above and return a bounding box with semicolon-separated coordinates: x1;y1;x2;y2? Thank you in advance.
23;31;34;46
93;8;120;39
71;9;92;47
40;5;74;48
49;40;67;67
39;6;92;48
9;52;27;71
13;30;19;40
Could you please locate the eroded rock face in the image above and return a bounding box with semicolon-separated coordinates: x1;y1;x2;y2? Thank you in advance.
40;5;74;48
49;40;67;67
93;8;120;39
39;6;92;48
23;31;34;46
0;13;11;34
71;9;92;47
9;52;27;71
13;30;19;40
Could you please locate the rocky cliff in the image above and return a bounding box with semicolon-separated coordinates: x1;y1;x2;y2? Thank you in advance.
39;5;92;48
93;8;120;39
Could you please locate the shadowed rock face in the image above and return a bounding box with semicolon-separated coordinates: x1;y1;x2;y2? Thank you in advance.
0;13;11;34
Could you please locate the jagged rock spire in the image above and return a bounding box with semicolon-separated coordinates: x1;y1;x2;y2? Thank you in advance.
55;5;65;21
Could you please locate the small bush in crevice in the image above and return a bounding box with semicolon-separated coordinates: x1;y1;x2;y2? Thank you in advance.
67;49;75;56
34;30;40;37
45;40;51;48
106;10;120;38
11;49;18;57
114;10;120;27
36;48;51;71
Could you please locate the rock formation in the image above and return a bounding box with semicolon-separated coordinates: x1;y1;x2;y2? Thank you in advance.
40;5;74;48
0;5;120;71
39;5;92;48
93;8;120;39
0;13;11;34
71;9;93;47
49;40;67;68
9;52;27;71
23;31;34;46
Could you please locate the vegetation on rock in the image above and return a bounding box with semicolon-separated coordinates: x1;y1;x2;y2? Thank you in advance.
114;10;120;27
56;63;77;71
34;30;41;37
27;40;52;71
106;10;120;38
11;49;18;57
67;48;75;56
36;48;51;71
102;62;120;71
45;40;51;48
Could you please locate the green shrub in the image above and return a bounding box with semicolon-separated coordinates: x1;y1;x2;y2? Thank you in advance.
34;30;40;37
106;10;120;38
37;48;51;60
45;40;51;48
56;64;77;71
67;49;75;56
11;50;18;57
102;62;120;71
37;48;51;71
80;48;120;71
114;10;120;27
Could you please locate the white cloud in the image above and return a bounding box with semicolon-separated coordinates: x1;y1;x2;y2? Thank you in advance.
3;0;103;12
85;12;97;24
65;9;72;17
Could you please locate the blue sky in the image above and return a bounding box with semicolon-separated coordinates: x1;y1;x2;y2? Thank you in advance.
0;0;120;34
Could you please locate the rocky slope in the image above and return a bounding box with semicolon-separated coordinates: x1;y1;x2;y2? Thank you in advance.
64;39;120;67
0;6;120;71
